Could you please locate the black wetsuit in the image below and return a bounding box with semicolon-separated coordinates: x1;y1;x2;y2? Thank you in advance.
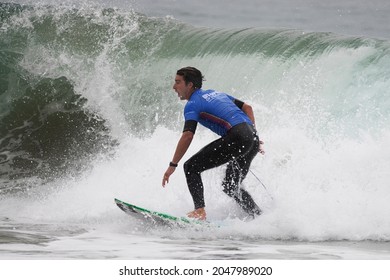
182;89;262;217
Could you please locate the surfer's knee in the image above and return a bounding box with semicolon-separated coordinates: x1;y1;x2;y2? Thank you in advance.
183;158;198;175
183;160;190;174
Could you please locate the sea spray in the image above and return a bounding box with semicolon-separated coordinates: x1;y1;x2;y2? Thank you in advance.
1;2;390;241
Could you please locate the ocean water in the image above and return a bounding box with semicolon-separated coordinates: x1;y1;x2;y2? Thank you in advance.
1;0;390;260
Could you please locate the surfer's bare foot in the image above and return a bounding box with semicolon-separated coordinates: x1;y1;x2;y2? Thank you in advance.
187;208;206;220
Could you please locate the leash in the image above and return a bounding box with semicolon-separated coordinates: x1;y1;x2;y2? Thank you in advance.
249;169;273;200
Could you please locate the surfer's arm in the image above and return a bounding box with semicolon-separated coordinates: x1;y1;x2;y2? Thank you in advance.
234;98;257;129
162;131;194;187
241;103;255;127
171;130;194;164
241;102;265;155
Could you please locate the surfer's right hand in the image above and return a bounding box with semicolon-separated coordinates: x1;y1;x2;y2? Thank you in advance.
162;166;176;187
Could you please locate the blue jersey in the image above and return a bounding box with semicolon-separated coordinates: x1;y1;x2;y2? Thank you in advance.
184;89;253;136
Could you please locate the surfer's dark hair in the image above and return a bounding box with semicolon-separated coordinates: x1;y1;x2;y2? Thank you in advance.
176;67;204;89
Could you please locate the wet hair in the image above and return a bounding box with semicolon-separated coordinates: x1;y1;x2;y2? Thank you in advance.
176;67;204;89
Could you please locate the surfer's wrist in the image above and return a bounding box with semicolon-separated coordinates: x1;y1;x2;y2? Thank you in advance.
169;161;178;167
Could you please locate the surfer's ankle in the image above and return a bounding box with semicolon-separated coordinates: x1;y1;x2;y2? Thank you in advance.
187;208;206;220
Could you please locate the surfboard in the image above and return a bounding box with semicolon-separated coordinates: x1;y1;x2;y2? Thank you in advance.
114;198;206;227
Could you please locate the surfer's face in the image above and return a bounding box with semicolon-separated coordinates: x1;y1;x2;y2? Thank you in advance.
173;75;194;100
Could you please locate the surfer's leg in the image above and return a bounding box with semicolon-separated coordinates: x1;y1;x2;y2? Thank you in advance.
184;164;205;210
184;136;235;210
222;162;262;217
222;134;262;217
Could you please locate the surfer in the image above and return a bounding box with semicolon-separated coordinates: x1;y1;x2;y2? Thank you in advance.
162;67;265;220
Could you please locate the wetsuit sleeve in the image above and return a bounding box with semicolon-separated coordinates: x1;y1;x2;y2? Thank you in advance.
227;94;245;109
233;98;244;109
183;120;198;134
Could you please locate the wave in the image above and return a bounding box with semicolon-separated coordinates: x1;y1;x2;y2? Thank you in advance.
1;2;389;184
1;2;390;241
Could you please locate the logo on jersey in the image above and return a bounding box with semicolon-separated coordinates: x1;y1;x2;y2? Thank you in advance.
201;91;219;102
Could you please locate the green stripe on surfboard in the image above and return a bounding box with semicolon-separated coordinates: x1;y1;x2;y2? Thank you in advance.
114;198;204;225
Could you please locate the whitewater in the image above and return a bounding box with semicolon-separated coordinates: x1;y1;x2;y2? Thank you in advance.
1;0;390;260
